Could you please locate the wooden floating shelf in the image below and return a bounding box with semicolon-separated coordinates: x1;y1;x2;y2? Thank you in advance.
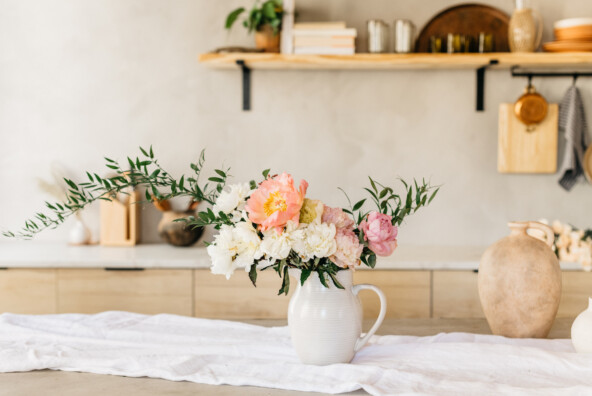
199;52;592;70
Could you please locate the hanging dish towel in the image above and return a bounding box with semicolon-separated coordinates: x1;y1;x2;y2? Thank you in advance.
558;85;589;191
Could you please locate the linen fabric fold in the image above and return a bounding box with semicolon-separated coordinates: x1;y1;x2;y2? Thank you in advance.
558;85;590;191
1;311;592;396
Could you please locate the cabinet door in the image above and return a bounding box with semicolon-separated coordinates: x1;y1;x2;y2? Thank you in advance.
194;269;293;319
432;271;484;318
0;269;57;314
558;272;592;318
353;270;431;318
57;269;193;316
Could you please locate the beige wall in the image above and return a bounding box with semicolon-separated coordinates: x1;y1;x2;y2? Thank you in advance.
1;0;591;247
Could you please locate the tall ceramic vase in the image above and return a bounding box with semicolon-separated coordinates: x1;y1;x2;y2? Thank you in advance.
288;270;386;365
479;221;561;338
571;298;592;353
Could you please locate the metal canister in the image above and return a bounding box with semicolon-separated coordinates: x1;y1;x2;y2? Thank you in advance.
367;20;389;53
393;19;415;53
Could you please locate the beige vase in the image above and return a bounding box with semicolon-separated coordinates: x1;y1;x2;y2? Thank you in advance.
255;25;281;53
478;221;561;338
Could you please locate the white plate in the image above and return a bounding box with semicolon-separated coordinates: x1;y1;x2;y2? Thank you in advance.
554;18;592;29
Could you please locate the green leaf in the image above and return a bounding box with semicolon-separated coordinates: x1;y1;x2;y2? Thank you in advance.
149;145;154;158
262;169;270;179
249;180;257;190
352;199;366;211
300;269;312;286
248;264;257;287
214;169;226;178
369;177;378;193
329;272;345;289
278;266;290;295
262;1;276;18
139;147;149;157
368;254;377;269
428;187;440;204
208;177;224;183
226;7;245;29
318;270;329;288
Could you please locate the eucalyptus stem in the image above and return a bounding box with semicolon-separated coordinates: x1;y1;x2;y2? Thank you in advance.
3;147;229;239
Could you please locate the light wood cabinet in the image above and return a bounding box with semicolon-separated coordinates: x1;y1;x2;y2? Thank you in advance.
354;270;431;318
558;272;592;318
57;269;193;316
194;269;293;319
432;271;484;318
0;269;57;314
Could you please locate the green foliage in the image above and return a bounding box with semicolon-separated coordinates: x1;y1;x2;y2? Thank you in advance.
225;0;283;35
3;146;229;239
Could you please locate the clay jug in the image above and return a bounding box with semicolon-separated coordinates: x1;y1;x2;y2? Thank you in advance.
478;221;561;338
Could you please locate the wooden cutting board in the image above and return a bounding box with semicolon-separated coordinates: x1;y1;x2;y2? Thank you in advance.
498;103;558;173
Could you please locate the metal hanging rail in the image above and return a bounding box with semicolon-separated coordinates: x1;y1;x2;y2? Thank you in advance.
510;65;592;81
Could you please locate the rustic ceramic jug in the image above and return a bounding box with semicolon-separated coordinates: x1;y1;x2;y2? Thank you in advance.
288;270;386;365
478;221;561;338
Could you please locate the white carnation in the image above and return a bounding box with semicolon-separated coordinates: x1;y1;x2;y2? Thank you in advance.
213;183;251;214
232;222;263;270
292;223;337;261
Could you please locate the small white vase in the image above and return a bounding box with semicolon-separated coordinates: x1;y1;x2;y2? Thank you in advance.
69;218;90;245
287;270;386;365
571;297;592;353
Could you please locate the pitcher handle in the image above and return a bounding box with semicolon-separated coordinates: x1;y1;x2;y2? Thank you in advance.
532;9;543;50
527;221;555;248
352;284;386;352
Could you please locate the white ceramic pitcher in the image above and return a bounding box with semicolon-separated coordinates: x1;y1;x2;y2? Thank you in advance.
287;269;386;365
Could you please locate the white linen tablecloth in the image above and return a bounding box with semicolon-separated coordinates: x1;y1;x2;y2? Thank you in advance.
1;311;591;396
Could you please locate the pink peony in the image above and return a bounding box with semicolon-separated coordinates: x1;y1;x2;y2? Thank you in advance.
359;212;398;257
330;229;364;269
245;173;308;233
322;205;355;231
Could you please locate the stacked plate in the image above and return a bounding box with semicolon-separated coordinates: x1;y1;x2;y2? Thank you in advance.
544;18;592;52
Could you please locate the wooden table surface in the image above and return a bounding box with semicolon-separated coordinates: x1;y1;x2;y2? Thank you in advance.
0;318;575;396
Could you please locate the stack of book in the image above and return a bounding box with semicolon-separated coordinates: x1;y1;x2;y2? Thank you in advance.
292;22;357;55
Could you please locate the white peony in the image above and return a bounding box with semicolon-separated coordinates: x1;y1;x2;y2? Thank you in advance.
259;221;303;262
232;222;263;270
207;225;237;279
207;222;262;279
212;183;251;215
292;222;337;261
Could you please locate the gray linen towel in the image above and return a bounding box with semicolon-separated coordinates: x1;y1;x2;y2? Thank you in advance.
558;85;589;191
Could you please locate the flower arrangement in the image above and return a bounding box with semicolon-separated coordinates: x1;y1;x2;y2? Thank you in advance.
537;219;592;271
3;147;438;293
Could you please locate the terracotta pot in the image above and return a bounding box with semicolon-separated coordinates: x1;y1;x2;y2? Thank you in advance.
478;221;561;338
255;25;281;53
157;211;204;247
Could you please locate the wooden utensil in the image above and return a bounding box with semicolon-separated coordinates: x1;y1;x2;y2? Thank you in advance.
514;84;548;129
584;146;592;183
498;103;558;173
416;4;510;52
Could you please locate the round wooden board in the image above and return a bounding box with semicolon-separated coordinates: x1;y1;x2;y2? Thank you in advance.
543;41;592;52
416;3;510;53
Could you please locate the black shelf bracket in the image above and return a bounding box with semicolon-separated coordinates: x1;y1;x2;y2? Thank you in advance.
476;59;499;112
236;60;251;111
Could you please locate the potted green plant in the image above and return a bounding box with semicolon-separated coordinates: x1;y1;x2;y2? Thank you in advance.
225;0;283;53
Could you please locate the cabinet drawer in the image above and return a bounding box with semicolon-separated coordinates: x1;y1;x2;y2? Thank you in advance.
57;269;192;316
0;269;57;314
354;270;431;318
433;271;484;318
194;269;293;319
558;272;592;318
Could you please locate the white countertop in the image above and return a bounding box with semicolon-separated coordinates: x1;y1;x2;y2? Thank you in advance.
0;242;584;271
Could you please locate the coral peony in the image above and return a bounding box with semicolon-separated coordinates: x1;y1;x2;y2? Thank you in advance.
359;212;398;257
330;229;363;269
322;205;355;231
246;173;308;232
